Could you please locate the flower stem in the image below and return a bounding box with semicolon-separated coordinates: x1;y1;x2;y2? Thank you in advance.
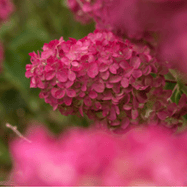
6;123;32;143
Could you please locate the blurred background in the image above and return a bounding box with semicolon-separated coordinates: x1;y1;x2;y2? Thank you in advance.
0;0;94;181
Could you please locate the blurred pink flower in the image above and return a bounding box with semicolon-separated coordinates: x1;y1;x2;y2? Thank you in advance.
158;10;187;74
0;0;14;24
67;0;93;24
67;0;187;38
67;0;187;74
9;125;187;185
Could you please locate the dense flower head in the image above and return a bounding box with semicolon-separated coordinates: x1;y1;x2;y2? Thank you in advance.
9;125;187;185
25;30;187;132
0;0;14;24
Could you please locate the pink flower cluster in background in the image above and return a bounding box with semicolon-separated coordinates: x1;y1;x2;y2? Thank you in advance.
67;0;187;38
9;125;187;185
25;30;187;132
0;0;14;72
0;0;14;24
67;0;93;24
67;0;187;74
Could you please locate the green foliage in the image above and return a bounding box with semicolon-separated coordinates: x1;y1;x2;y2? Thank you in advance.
0;0;94;181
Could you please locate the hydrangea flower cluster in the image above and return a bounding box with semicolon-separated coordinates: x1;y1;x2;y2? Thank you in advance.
26;30;186;131
0;0;14;24
9;125;187;185
144;88;187;129
67;0;113;25
67;0;187;74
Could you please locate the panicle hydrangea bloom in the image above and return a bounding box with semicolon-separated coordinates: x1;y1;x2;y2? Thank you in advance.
0;0;14;24
9;125;187;185
25;30;187;132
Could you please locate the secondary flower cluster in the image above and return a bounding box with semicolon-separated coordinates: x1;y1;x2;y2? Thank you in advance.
67;0;187;37
25;30;187;132
67;0;187;74
9;125;187;185
67;0;93;24
0;0;14;24
144;88;187;129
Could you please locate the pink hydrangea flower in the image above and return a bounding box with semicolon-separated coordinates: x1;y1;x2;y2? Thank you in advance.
0;0;14;24
25;30;187;132
9;125;187;185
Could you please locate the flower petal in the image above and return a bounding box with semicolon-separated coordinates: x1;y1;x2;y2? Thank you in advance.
157;111;168;120
121;77;129;88
46;70;55;80
119;60;130;69
108;107;116;121
129;57;141;69
131;109;138;119
109;63;119;74
92;81;105;93
121;118;130;129
132;69;142;78
100;71;109;80
99;63;108;72
64;96;72;106
66;89;76;97
109;75;122;83
84;97;92;106
68;71;76;81
51;88;65;99
56;71;68;82
87;63;99;78
89;90;98;99
123;47;132;60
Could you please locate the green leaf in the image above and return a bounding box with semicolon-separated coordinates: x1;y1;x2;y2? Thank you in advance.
175;89;182;104
0;139;11;166
4;50;29;92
